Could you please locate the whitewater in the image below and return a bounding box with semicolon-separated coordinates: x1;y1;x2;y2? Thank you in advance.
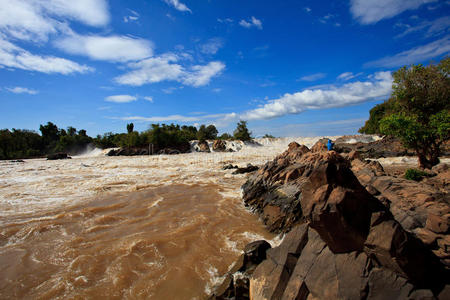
2;135;422;299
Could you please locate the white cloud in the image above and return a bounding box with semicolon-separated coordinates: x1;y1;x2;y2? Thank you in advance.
115;112;237;125
298;73;326;82
163;0;191;13
217;18;233;24
114;54;225;87
124;9;139;23
55;34;153;62
0;0;109;42
337;72;358;81
105;95;137;103
350;0;437;24
304;7;312;13
239;17;263;30
143;96;154;103
200;38;224;55
365;36;450;68
182;62;225;87
396;16;450;38
0;38;93;74
242;72;393;120
5;86;38;94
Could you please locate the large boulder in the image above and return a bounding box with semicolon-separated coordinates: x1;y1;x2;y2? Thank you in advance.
47;152;71;160
198;140;211;152
212;140;227;152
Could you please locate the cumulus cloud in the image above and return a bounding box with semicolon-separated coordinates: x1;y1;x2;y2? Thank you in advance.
365;36;450;68
0;0;109;42
298;73;326;82
200;38;224;55
105;95;138;103
115;112;237;125
5;86;38;94
0;38;93;74
55;34;153;62
239;17;263;30
350;0;437;24
241;72;393;120
114;54;225;87
163;0;191;13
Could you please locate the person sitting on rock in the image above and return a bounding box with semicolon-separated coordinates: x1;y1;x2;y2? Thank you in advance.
327;139;334;151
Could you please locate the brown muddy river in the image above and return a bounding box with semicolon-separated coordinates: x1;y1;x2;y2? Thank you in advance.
1;183;275;299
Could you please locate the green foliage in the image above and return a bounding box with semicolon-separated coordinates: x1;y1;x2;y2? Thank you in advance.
233;121;252;141
126;123;134;134
359;99;395;134
218;133;233;140
404;168;432;181
369;58;450;169
196;124;218;141
263;134;275;138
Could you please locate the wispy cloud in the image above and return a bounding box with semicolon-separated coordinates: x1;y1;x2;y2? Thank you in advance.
0;38;93;74
143;96;154;103
124;9;140;23
200;38;224;55
5;86;38;95
298;73;326;82
395;16;450;38
337;72;362;81
163;0;191;13
239;17;263;30
105;95;137;103
350;0;437;24
365;36;450;68
242;72;392;120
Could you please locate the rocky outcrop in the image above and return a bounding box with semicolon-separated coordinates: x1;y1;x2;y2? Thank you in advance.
198;140;211;153
334;136;415;158
209;240;271;299
106;143;190;156
47;152;71;160
212;140;227;152
232;164;259;175
213;142;450;299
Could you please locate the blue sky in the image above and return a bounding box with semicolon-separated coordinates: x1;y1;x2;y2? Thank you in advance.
0;0;449;137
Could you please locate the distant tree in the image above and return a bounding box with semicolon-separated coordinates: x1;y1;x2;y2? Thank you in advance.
127;123;134;134
197;125;208;141
39;122;60;145
218;133;233;140
263;134;275;138
379;58;450;169
205;125;218;139
67;126;77;136
233;120;252;141
78;129;87;137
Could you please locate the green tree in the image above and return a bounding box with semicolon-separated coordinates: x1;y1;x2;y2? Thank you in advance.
127;123;134;134
359;99;395;134
205;125;218;139
379;58;450;169
233;120;252;141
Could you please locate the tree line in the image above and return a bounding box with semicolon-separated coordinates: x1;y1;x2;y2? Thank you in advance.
0;120;253;160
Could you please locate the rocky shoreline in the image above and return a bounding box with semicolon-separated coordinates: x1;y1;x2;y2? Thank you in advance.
209;139;450;299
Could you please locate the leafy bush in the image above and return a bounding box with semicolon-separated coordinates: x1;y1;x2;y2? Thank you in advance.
404;168;432;181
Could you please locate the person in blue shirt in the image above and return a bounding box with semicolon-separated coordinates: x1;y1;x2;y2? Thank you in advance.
327;139;334;151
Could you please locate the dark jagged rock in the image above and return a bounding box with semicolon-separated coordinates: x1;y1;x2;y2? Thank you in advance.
106;143;190;156
334;136;416;158
232;164;259;175
222;164;238;170
224;142;450;299
208;240;271;300
47;152;71;160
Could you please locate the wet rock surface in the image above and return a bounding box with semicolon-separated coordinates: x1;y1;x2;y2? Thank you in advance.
47;152;71;160
211;141;450;299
